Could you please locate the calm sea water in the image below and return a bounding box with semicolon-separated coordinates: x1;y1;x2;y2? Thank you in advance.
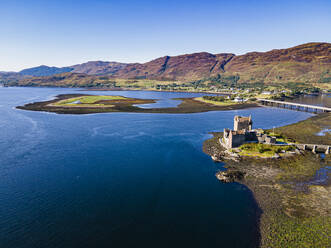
289;93;331;107
0;88;313;248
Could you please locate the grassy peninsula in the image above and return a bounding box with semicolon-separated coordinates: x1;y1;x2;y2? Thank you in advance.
203;113;331;247
16;94;259;114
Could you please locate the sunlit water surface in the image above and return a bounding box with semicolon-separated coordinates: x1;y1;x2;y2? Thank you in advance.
0;87;314;248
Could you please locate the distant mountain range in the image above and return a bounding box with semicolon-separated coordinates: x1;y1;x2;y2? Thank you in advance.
19;65;73;77
70;61;127;75
1;42;331;86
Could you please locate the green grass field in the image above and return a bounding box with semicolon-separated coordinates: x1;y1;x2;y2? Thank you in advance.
274;113;331;145
52;95;127;107
266;213;331;248
194;97;239;106
238;143;295;158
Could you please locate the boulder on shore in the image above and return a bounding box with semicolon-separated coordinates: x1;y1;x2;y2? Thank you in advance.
216;170;245;183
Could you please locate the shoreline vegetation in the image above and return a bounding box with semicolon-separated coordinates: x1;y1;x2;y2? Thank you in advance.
82;87;233;95
194;96;243;106
203;113;331;247
16;94;259;114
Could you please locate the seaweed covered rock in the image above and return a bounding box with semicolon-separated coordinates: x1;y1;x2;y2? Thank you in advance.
216;170;245;183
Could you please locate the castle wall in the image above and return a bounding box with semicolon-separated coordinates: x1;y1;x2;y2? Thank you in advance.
223;129;258;149
245;132;258;142
231;133;246;148
223;129;232;149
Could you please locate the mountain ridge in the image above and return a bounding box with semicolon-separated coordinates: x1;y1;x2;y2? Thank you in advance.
20;65;73;77
2;42;331;85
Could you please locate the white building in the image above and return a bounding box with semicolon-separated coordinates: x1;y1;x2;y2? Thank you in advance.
234;97;244;103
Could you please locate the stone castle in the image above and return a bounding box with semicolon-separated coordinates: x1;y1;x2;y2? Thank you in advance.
222;115;276;149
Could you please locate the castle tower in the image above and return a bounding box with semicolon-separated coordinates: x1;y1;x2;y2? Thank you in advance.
233;115;252;131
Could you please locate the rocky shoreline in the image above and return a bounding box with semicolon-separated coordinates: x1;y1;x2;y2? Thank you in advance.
203;114;331;247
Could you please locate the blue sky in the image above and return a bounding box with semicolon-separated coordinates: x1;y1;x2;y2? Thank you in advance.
1;0;331;71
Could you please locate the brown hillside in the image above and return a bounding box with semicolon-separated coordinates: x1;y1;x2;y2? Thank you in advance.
70;61;127;75
114;52;235;80
9;42;331;86
224;42;331;83
17;73;99;87
112;42;331;83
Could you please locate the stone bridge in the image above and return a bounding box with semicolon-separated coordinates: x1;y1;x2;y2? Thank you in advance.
257;99;331;113
267;143;330;154
292;143;330;154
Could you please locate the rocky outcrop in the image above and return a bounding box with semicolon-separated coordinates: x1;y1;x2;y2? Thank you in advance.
216;170;245;183
212;149;241;162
